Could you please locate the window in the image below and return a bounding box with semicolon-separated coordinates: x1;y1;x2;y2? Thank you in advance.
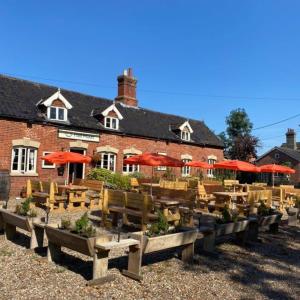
275;153;280;159
104;117;119;130
123;154;139;173
182;159;191;176
181;130;190;141
96;152;116;172
207;158;216;177
42;151;55;169
47;106;67;121
157;152;167;171
11;147;37;174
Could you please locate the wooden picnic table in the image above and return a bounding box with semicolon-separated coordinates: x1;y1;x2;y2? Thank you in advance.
213;191;248;210
154;198;181;225
58;185;88;210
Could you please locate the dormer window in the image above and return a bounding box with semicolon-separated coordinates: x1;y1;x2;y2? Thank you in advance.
179;121;193;142
181;130;190;141
105;116;119;130
37;89;72;123
48;106;67;121
100;104;123;131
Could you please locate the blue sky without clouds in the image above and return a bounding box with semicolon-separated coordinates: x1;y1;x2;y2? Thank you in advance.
1;1;300;154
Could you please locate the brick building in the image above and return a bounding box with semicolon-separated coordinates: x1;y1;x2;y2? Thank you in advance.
0;69;224;196
256;129;300;185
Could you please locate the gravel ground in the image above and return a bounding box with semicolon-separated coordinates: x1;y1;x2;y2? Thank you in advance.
0;199;299;300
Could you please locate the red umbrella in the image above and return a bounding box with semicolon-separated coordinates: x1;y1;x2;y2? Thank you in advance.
124;152;184;167
259;164;295;187
124;152;184;194
213;160;261;172
42;151;91;164
185;161;213;169
213;160;261;192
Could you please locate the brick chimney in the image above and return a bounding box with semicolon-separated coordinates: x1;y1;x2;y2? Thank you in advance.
115;68;138;107
286;128;297;150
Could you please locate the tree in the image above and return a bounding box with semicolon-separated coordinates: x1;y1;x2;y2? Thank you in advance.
220;108;260;161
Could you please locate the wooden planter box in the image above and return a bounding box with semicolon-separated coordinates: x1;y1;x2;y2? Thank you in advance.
247;213;282;242
45;226;121;284
201;219;250;253
123;228;198;281
0;209;43;249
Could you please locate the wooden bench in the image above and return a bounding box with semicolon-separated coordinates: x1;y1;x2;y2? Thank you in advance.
159;180;188;191
74;179;104;209
0;209;45;249
224;179;239;191
247;190;272;214
102;189;157;231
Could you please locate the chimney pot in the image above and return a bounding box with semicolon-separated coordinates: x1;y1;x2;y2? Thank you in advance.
286;128;297;150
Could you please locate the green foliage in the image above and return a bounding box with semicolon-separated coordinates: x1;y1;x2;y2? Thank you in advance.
162;167;176;181
257;200;272;216
219;108;260;161
216;206;238;224
60;217;71;230
87;168;131;190
128;172;144;179
147;210;169;237
74;213;96;237
15;197;32;216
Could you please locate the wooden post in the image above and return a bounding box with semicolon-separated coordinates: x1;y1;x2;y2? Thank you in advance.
30;226;44;249
247;218;259;242
93;249;109;280
47;242;62;262
202;231;216;253
0;213;4;233
101;189;109;226
123;243;143;281
181;243;194;263
26;179;32;198
5;223;16;240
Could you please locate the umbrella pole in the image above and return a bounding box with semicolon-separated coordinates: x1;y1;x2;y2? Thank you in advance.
272;172;274;188
150;166;153;196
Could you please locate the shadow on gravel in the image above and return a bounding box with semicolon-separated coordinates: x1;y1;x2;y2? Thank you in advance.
184;225;300;300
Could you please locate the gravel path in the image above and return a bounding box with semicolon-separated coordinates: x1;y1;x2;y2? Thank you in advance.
0;200;299;300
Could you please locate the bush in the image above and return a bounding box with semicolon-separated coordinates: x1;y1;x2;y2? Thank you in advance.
15;197;32;216
257;200;273;216
87;168;132;190
146;210;169;237
216;206;238;224
74;213;96;238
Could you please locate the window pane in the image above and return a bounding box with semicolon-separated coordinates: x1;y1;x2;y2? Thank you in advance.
12;148;19;171
27;149;35;171
20;148;26;172
182;159;191;176
58;108;65;120
50;107;57;119
105;118;111;128
112;118;117;129
101;153;109;169
109;154;115;171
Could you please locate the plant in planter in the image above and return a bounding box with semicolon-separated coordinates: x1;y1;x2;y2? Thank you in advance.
59;213;96;238
146;210;170;237
15;197;37;219
215;206;239;224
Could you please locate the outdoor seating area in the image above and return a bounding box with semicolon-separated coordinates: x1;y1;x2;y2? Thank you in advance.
0;152;299;299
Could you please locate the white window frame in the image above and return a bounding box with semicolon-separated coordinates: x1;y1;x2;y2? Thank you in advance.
96;152;116;172
104;116;119;130
123;154;140;174
181;158;191;177
157;152;167;171
207;158;216;178
42;151;56;169
11;147;38;175
181;130;190;141
47;106;67;121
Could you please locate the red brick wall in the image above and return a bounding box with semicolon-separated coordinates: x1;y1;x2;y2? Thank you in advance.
0;119;223;197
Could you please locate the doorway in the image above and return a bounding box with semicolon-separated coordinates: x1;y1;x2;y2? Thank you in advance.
68;148;86;183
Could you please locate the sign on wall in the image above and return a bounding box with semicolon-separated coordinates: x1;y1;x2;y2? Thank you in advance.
58;129;99;142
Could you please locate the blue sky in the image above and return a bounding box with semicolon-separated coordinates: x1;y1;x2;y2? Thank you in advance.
1;1;300;154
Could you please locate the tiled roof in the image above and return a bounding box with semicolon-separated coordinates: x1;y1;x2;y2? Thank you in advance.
0;74;223;148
